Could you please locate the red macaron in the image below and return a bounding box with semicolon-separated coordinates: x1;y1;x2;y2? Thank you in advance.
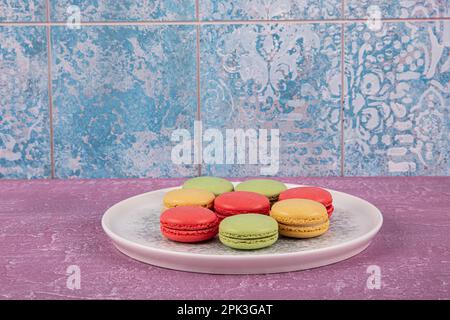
279;186;334;217
214;191;270;221
160;206;219;243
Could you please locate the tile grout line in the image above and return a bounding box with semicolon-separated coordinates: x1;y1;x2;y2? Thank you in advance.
340;0;345;177
0;16;449;27
45;0;55;179
195;0;202;177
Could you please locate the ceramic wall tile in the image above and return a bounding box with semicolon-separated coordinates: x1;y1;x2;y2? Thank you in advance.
0;0;46;22
345;0;449;19
200;23;342;177
344;21;450;176
200;0;342;20
0;27;50;178
50;0;195;22
51;26;197;178
2;1;449;180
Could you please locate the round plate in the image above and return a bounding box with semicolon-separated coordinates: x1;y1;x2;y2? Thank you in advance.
102;183;383;274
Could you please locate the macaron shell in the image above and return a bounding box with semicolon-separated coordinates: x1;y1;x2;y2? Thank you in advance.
219;233;278;250
161;225;218;243
270;199;329;226
327;204;334;216
219;214;279;250
214;191;270;218
160;206;219;243
183;176;234;196
235;179;287;199
163;189;215;209
162;203;213;212
278;220;329;238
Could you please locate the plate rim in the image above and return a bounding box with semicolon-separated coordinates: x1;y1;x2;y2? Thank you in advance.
101;183;383;259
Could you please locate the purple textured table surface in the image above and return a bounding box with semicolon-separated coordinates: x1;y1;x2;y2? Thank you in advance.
0;177;449;300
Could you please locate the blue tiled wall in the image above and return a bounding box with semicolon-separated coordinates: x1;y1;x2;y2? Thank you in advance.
52;25;197;178
0;1;449;179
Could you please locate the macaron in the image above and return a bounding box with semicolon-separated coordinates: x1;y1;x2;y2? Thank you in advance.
160;206;219;243
270;199;330;238
214;191;270;221
219;214;279;250
279;186;334;217
163;189;215;211
235;179;287;203
183;176;234;196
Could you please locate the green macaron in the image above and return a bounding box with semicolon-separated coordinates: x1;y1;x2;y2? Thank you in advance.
219;214;279;250
235;179;287;203
183;176;234;196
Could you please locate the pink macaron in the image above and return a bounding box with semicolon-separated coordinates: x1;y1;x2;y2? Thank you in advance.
214;191;271;221
160;206;219;243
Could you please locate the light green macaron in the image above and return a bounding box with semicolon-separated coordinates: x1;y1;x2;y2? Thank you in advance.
235;179;287;203
219;214;279;250
183;176;234;196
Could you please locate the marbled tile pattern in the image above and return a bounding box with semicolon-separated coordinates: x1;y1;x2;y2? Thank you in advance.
0;27;50;179
0;0;46;22
200;0;342;20
201;24;342;177
51;26;197;178
1;2;450;179
345;22;450;176
346;0;449;19
50;0;196;22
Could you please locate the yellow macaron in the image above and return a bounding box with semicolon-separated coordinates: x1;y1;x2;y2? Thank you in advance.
270;199;329;238
163;189;215;211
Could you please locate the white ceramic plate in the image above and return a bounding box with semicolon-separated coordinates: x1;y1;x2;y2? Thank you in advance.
102;183;383;274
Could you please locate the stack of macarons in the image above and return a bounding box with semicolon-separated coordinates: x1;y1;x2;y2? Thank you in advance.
159;177;335;250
